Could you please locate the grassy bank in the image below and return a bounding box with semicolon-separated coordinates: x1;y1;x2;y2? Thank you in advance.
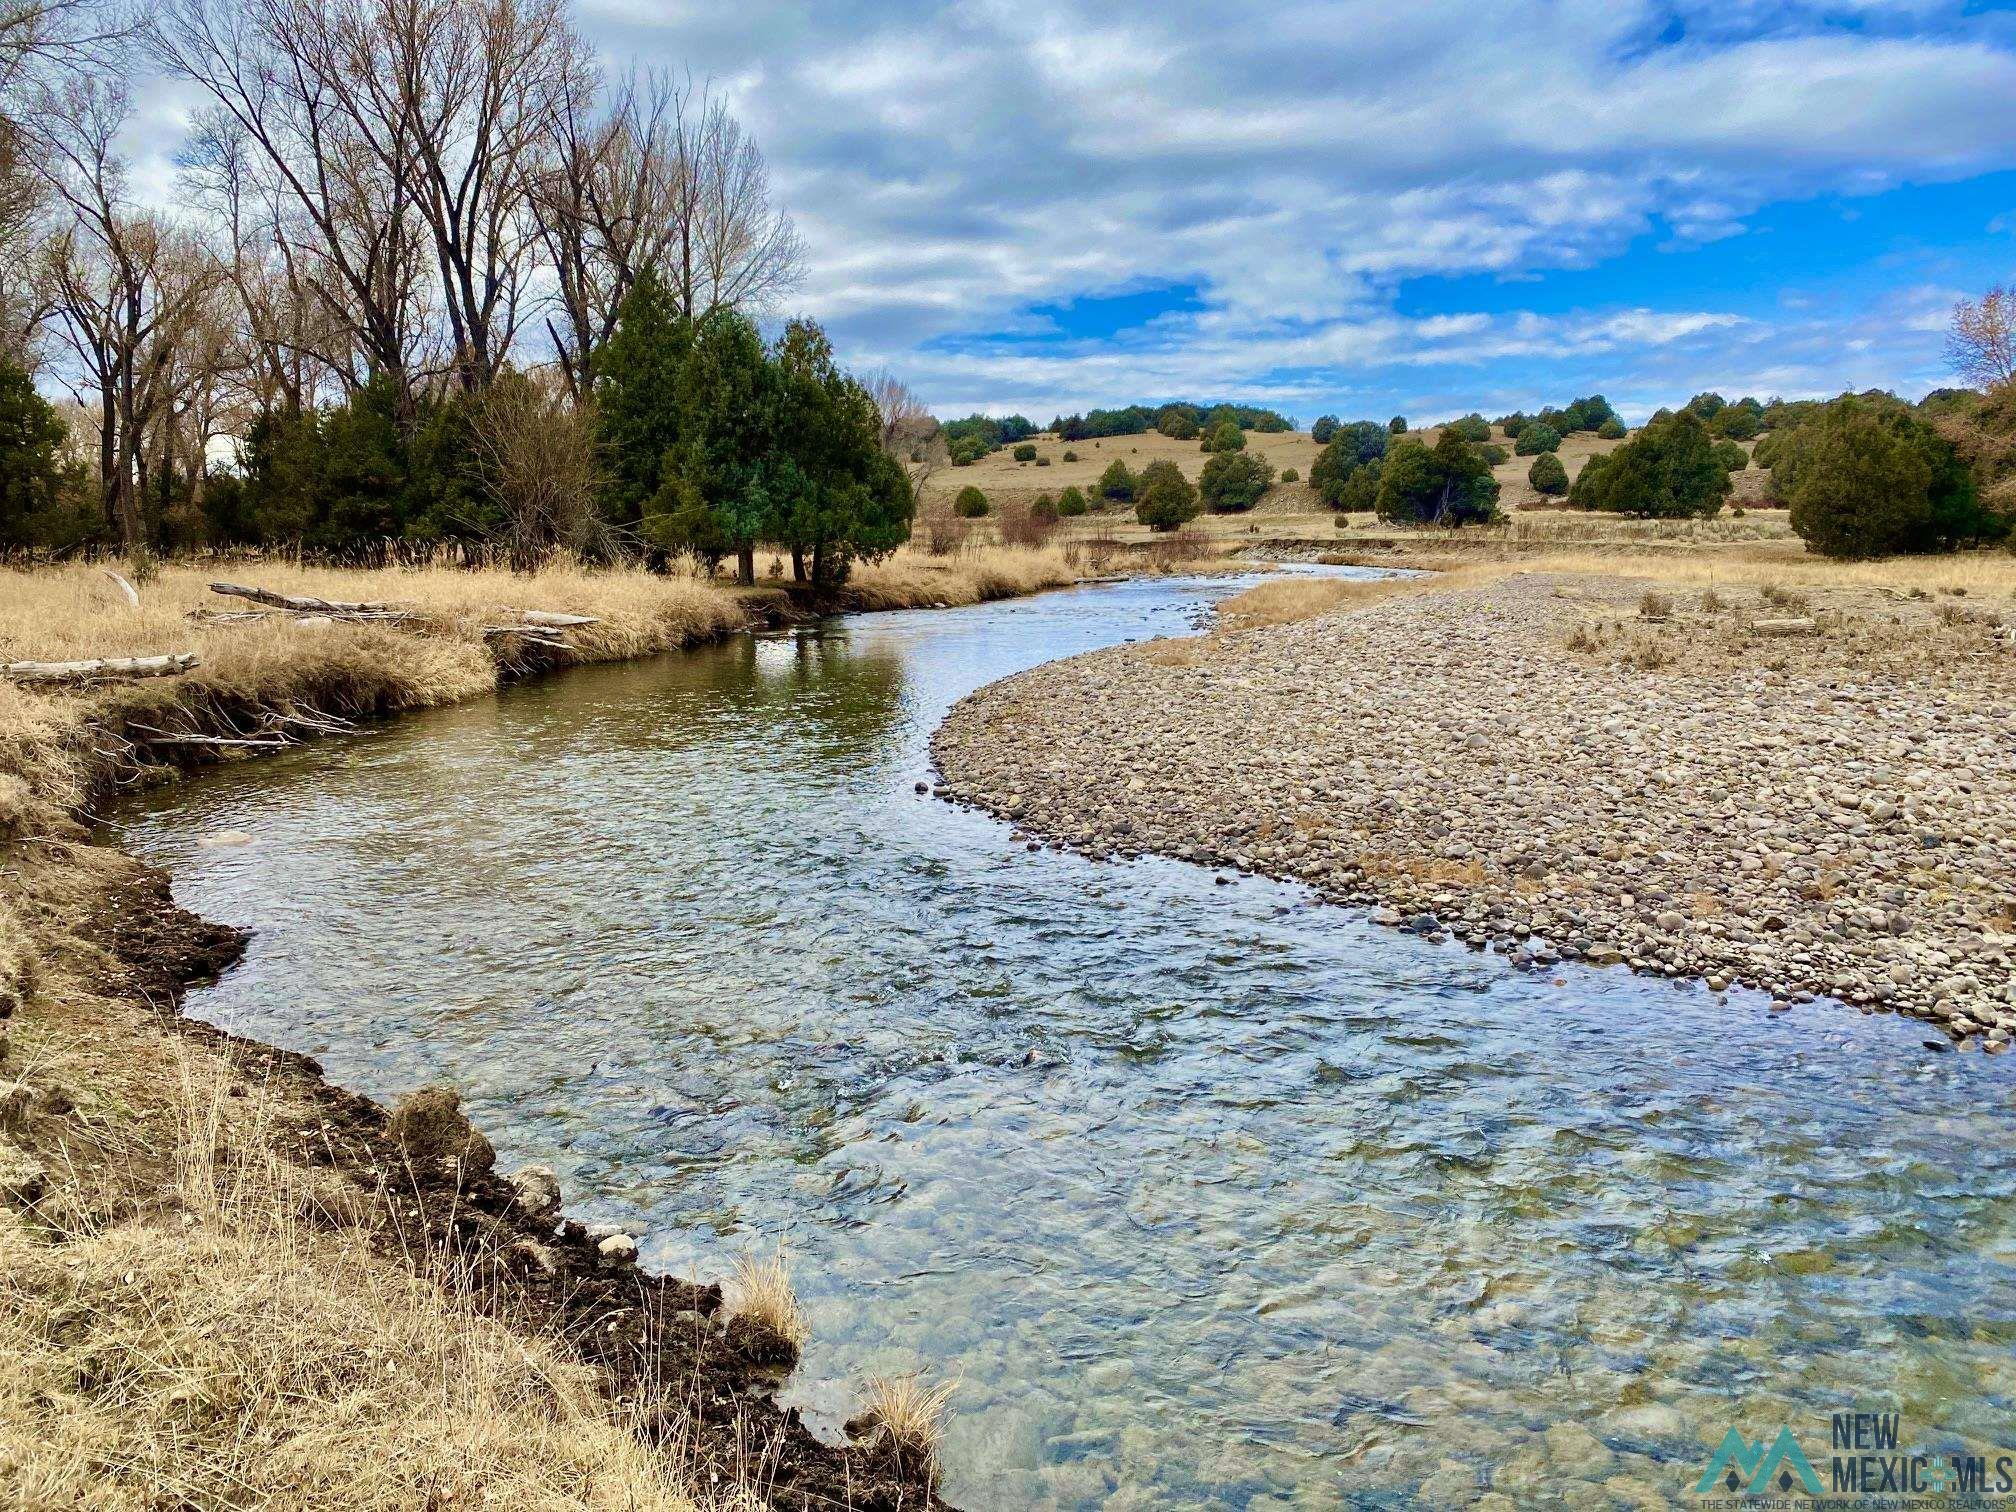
3;549;1109;1507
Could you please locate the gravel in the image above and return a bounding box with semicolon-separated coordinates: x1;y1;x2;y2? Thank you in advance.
931;571;2016;1048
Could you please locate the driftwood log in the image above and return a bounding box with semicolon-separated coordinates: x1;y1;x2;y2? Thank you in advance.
209;582;402;614
1753;617;1819;638
98;567;141;608
518;610;598;628
2;652;199;683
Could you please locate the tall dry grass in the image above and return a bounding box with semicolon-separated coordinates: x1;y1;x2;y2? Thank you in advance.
845;542;1079;609
0;1050;711;1509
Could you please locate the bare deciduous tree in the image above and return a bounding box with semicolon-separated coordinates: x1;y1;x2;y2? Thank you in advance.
35;78;221;550
1950;286;2016;392
467;369;607;569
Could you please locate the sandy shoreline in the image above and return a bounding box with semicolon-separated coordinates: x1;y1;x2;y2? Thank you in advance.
930;570;2016;1049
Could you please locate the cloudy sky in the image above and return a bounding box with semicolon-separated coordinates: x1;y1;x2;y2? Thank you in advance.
561;0;2016;423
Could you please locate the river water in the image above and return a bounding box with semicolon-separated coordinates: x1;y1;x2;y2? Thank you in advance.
112;571;2016;1509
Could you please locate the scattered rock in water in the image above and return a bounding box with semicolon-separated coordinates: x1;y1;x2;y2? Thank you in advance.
196;830;254;848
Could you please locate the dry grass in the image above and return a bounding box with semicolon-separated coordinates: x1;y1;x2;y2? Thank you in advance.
727;1246;809;1353
0;1051;708;1510
852;1374;956;1482
844;542;1079;610
1215;575;1423;629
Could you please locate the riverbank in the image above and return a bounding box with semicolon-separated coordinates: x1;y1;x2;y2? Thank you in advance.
931;564;2016;1048
1;550;1101;1506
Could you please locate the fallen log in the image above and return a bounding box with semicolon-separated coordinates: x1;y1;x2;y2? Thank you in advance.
210;581;402;614
517;610;598;628
1752;617;1819;638
98;567;140;608
2;652;199;683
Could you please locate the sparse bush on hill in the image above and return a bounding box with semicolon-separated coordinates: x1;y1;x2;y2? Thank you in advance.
1057;485;1088;516
1374;431;1501;526
1333;464;1380;511
1097;459;1136;501
1477;442;1508;466
1597;417;1627;440
1685;392;1726;419
1389;415;1408;433
1280;467;1298;482
1012;443;1037;461
1776;395;2004;558
1568;410;1730;519
1712;439;1749;473
1310;415;1340;444
1201;420;1246;453
1497;412;1528;438
1200;450;1275;512
1447;413;1492;443
1514;421;1560;456
1029;492;1059;523
1158;412;1200;440
1528;451;1569;497
1062;449;1078;462
1135;460;1201;530
1035;455;1051;466
954;485;990;518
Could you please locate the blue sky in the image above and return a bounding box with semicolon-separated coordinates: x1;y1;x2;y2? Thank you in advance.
140;0;2016;423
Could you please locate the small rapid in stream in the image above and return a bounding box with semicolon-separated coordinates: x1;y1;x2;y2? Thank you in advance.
112;570;2016;1509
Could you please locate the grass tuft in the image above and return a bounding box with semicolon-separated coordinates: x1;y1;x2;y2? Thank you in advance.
728;1245;809;1352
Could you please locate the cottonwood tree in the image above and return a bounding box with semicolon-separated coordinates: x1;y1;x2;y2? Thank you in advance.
1949;286;2016;392
36;78;221;549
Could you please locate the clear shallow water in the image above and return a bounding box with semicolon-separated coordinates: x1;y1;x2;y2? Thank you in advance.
112;573;2016;1509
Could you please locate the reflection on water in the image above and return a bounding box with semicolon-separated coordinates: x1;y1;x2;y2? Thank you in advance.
112;573;2016;1509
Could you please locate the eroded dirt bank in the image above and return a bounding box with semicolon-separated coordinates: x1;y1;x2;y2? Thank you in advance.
931;570;2016;1047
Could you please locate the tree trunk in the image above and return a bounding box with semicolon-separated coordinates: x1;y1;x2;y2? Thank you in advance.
736;541;755;587
790;545;806;583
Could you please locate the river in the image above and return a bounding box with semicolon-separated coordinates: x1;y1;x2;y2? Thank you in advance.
111;570;2016;1509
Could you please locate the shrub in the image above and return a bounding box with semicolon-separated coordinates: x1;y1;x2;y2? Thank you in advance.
1062;450;1078;462
1448;414;1492;443
1685;391;1726;420
1135;460;1201;530
1478;443;1508;466
1389;415;1407;433
1096;459;1136;501
1201;420;1246;453
1157;411;1200;440
1200;450;1275;512
1280;467;1298;482
1497;412;1528;439
1528;451;1569;497
1374;431;1501;526
1030;492;1059;523
1569;410;1730;519
1057;485;1088;516
1035;455;1051;467
953;485;989;518
1012;443;1037;462
1310;415;1340;444
1334;464;1380;512
1711;406;1760;441
1779;396;2002;558
0;357;90;550
1711;439;1748;473
1597;417;1627;440
1514;421;1560;456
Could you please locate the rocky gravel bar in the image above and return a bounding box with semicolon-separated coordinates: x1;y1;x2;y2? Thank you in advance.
930;571;2016;1049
